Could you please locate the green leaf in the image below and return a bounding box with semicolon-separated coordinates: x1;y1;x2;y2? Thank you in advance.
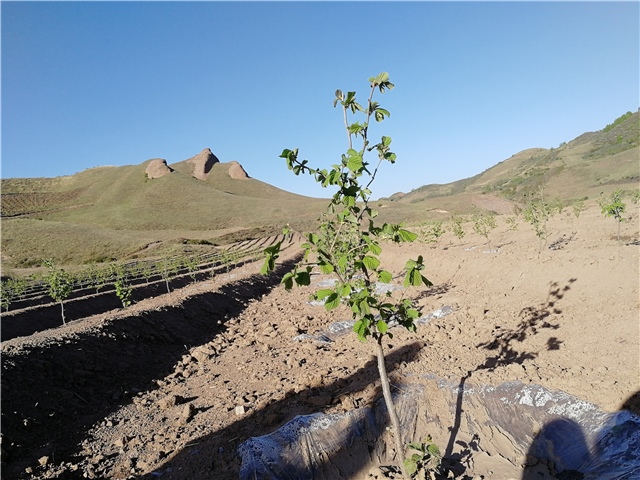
368;243;382;255
407;308;419;319
403;269;415;288
378;270;392;283
377;320;388;334
362;255;380;270
338;284;351;297
398;229;418;242
295;271;311;286
411;269;424;287
408;443;424;452
346;155;363;172
281;272;294;290
260;258;274;275
359;299;371;315
427;443;441;457
421;275;433;287
324;293;340;311
319;262;334;274
316;289;334;300
404;258;417;270
404;460;418;475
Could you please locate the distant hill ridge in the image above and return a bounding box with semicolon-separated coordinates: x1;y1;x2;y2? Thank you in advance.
1;109;638;228
383;109;639;205
0;148;325;231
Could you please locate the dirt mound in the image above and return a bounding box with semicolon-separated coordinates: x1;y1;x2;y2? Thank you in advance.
144;159;173;179
185;148;220;180
228;161;249;179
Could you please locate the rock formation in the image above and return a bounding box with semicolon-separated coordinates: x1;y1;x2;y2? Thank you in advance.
145;159;173;179
185;148;220;180
228;161;249;179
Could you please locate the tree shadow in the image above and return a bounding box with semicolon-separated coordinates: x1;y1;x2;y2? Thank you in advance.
443;279;577;470
134;343;425;480
0;258;302;478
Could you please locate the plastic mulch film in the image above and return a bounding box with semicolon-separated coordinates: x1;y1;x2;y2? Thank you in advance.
426;378;640;480
238;378;639;480
290;306;453;344
238;384;423;480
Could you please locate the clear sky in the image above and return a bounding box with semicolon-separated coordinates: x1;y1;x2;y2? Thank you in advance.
2;1;638;200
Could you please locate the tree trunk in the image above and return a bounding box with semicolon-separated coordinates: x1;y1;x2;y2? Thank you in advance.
374;335;409;479
618;220;621;243
60;301;66;325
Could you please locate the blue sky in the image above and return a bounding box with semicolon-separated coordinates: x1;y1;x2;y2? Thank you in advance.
2;1;638;199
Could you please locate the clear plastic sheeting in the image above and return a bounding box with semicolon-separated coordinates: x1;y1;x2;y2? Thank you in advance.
430;378;640;479
306;282;404;306
291;307;453;344
238;378;639;480
238;385;423;480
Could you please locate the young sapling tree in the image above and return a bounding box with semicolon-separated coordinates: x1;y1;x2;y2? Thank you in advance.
405;435;443;478
111;263;133;308
522;187;556;252
449;214;466;243
599;190;627;242
572;200;586;219
262;73;432;479
471;207;497;247
42;259;74;324
0;277;28;312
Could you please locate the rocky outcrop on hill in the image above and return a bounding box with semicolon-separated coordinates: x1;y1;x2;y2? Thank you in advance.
145;159;173;179
228;161;250;179
185;148;220;180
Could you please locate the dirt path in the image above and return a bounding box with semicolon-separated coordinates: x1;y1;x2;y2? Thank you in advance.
1;204;638;480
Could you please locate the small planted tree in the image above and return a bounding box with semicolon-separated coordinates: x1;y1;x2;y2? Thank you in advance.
262;73;433;478
449;214;466;243
572;199;586;219
405;435;443;478
599;190;627;242
42;259;74;324
471;206;497;247
416;221;445;245
111;263;133;308
0;277;28;312
522;187;557;252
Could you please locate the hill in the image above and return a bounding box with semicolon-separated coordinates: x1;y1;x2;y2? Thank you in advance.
385;110;639;212
1;149;330;268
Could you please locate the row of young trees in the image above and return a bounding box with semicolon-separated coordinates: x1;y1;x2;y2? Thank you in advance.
0;247;262;320
413;188;638;250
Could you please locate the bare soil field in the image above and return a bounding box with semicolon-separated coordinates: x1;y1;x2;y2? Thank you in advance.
1;204;638;480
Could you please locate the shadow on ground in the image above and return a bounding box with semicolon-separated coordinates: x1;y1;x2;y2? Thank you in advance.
137;343;424;480
1;259;300;479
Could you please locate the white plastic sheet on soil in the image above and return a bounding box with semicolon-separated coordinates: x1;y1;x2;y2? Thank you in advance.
238;378;639;480
291;306;454;344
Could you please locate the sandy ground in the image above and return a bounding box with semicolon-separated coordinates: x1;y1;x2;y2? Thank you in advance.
1;203;638;480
